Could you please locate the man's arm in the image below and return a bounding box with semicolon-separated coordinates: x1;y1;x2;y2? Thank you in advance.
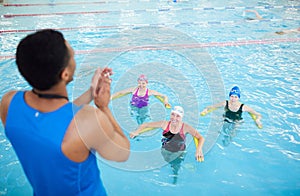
73;88;93;106
92;68;130;161
73;68;103;106
75;67;130;162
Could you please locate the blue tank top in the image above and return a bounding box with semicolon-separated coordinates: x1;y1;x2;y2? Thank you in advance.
5;91;106;196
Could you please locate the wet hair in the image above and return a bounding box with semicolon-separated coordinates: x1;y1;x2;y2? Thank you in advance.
16;29;70;90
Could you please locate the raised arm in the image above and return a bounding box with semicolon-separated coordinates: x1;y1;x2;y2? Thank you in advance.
73;68;111;106
73;88;93;106
77;68;130;162
129;120;166;139
148;89;171;107
111;87;136;100
184;124;205;162
200;101;226;116
243;105;262;128
245;10;263;20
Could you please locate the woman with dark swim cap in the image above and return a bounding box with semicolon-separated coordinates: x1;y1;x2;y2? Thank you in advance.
201;86;262;126
200;86;262;146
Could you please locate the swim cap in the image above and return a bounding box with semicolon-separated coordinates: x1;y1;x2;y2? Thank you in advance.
229;86;241;98
137;74;148;83
171;106;184;117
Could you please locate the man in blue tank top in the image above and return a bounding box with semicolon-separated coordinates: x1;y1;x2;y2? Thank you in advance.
0;29;130;196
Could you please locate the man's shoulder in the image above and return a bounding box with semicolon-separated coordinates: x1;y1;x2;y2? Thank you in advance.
1;90;18;125
2;90;18;100
1;90;18;107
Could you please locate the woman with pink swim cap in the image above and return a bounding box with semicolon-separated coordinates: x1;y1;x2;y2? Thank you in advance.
112;74;171;124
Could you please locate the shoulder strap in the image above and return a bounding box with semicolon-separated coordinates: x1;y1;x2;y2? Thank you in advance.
162;121;171;135
225;100;229;109
239;103;244;111
145;88;149;96
179;123;185;140
133;88;139;96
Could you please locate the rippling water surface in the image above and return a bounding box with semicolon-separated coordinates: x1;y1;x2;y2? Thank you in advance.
0;0;300;195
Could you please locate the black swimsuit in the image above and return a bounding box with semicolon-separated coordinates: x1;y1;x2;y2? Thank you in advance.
162;122;186;152
224;100;244;122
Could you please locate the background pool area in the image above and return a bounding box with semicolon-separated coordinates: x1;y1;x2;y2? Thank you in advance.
0;0;300;195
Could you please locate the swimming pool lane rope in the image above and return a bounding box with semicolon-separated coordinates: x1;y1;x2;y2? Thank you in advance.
1;15;299;34
3;0;300;11
1;37;299;60
2;4;300;18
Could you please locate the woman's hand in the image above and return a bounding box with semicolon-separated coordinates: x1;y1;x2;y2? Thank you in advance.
129;131;139;139
200;108;208;116
255;119;263;129
195;149;204;162
164;102;171;108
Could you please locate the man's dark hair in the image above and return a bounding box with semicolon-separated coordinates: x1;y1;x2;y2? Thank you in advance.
16;29;70;90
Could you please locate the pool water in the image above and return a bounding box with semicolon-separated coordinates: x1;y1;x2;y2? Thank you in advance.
0;0;300;195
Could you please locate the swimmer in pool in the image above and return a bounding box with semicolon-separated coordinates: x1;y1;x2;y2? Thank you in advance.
243;9;281;21
275;27;300;35
130;106;205;183
111;74;171;124
243;10;264;20
200;86;262;146
244;10;299;36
